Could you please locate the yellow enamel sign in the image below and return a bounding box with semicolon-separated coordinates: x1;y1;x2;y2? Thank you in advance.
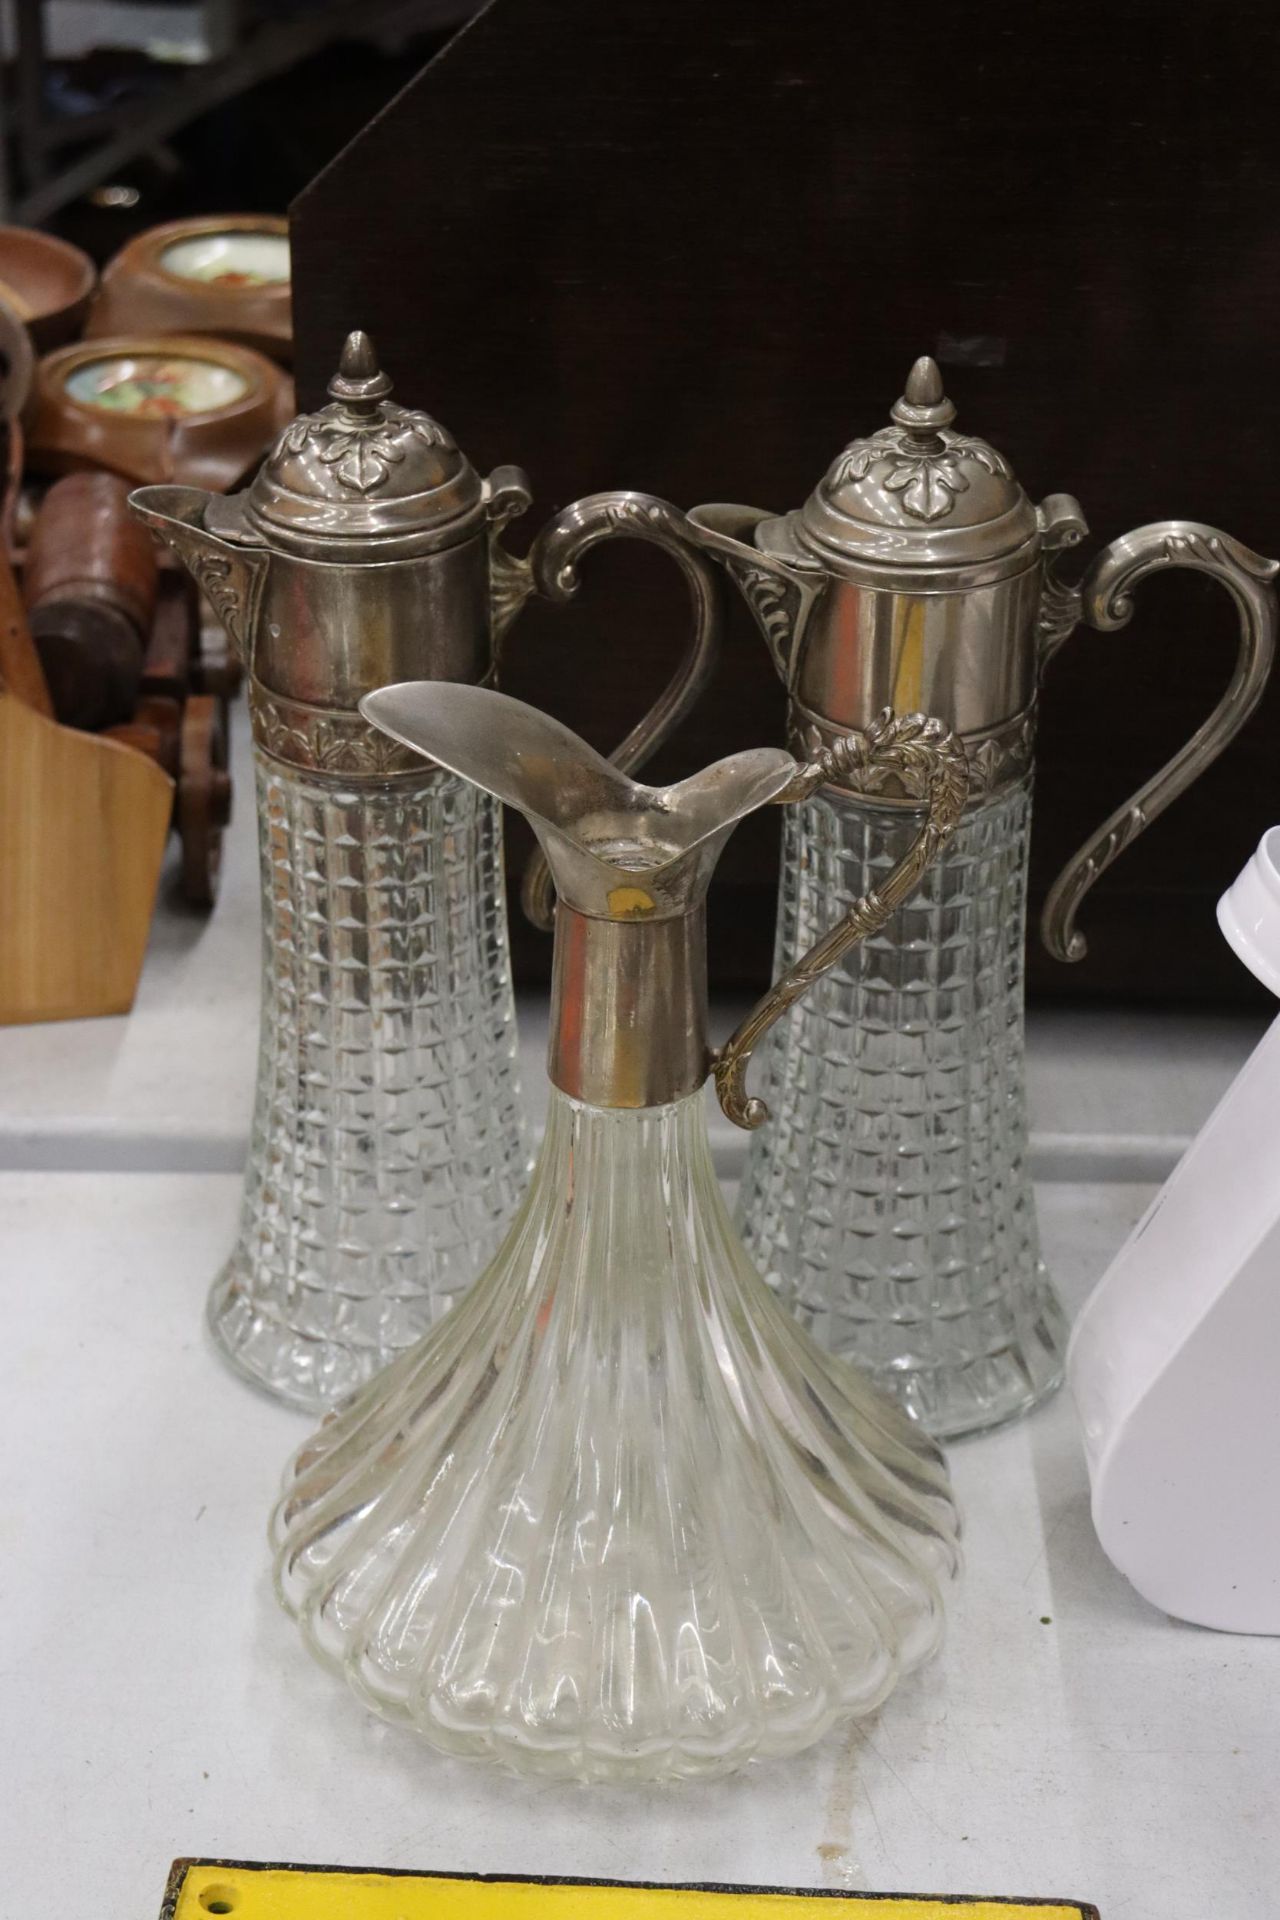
164;1862;1097;1920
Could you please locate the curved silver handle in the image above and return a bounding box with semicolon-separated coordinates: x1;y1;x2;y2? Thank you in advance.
1041;521;1278;963
519;490;721;931
713;711;970;1130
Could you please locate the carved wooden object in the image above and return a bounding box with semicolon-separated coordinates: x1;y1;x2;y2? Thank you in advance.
24;470;158;729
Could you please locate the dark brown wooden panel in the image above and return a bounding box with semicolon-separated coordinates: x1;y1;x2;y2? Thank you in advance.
291;0;1280;1004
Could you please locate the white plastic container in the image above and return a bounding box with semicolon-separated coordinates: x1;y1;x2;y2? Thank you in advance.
1068;827;1280;1632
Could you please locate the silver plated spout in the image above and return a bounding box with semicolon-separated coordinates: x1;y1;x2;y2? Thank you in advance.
363;683;967;1119
363;683;799;1111
129;484;267;667
363;681;795;920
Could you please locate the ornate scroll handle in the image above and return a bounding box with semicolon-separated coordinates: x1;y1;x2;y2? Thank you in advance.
713;710;970;1131
1041;521;1279;964
519;490;722;931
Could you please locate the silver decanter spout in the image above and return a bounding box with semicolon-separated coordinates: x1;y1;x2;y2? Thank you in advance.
128;483;268;668
684;499;820;686
365;682;968;1116
366;681;795;1109
364;679;795;913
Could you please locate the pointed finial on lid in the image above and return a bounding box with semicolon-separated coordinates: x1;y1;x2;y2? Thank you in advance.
891;354;956;441
328;329;394;413
904;356;944;406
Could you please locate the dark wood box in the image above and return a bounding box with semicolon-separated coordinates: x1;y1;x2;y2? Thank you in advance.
291;0;1280;1006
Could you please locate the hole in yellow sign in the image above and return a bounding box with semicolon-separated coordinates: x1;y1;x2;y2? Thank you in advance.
198;1890;237;1916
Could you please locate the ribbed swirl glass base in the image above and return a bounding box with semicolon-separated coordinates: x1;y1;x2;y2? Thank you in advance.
272;1086;958;1784
738;777;1067;1440
208;752;530;1413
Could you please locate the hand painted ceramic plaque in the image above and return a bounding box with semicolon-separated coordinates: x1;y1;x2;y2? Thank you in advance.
64;352;250;418
28;334;292;489
158;231;290;288
86;215;292;361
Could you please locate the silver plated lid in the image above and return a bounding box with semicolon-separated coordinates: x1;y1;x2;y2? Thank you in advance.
231;329;483;555
759;356;1038;571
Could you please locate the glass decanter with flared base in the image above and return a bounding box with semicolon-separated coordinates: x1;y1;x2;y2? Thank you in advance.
209;753;530;1413
738;778;1067;1440
272;1085;959;1785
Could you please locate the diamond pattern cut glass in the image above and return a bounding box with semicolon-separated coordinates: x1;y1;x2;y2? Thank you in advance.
208;756;528;1410
738;780;1068;1438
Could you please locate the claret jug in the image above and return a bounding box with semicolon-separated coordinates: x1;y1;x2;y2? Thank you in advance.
131;332;718;1411
271;680;966;1783
687;355;1277;1438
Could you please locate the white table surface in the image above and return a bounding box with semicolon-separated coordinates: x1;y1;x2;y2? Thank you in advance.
7;1173;1278;1920
3;712;1277;1920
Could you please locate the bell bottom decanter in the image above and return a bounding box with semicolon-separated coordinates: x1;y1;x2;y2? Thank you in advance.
271;682;967;1783
131;336;718;1411
688;355;1277;1438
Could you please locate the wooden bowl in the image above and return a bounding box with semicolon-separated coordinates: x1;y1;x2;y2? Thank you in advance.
86;214;292;362
0;295;34;420
26;334;294;491
0;296;33;545
0;226;96;351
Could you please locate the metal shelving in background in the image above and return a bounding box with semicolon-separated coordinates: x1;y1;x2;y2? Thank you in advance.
0;0;475;223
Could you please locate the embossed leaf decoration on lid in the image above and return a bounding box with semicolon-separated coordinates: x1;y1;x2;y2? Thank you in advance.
246;329;483;544
764;354;1040;569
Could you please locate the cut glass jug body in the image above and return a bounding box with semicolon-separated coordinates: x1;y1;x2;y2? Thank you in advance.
271;683;966;1783
740;772;1055;1437
688;356;1278;1438
131;338;719;1411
